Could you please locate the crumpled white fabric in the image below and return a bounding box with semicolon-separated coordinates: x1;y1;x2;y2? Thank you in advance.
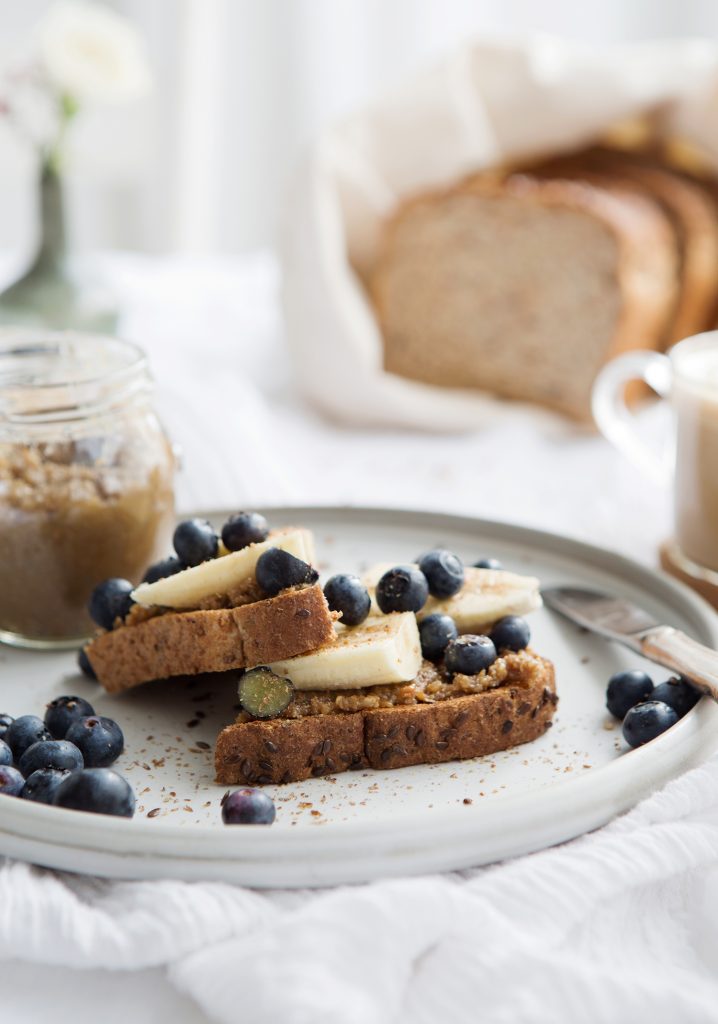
282;36;718;430
3;756;718;1024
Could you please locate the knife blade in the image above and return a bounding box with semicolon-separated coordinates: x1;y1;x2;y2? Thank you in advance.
542;585;718;700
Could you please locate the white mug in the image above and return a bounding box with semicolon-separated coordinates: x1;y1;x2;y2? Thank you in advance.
592;331;718;580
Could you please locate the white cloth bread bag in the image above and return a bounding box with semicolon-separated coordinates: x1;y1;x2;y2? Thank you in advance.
281;36;718;431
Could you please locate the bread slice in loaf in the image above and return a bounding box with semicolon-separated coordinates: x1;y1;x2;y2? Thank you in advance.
525;145;718;346
372;174;679;420
86;584;336;695
215;648;557;785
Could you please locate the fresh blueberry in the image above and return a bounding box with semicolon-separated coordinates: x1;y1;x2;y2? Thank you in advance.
0;740;12;767
45;695;95;739
52;768;135;817
445;634;497;675
173;518;218;567
221;511;269;552
88;578;134;631
606;670;654;720
65;716;124;767
649;677;700;718
375;565;429;614
418;549;465;598
5;715;52;761
21;768;72;805
0;714;13;741
142;555;184;584
491;616;531;652
0;766;25;797
474;557;503;570
221;787;276;825
323;574;371;627
622;700;679;748
419;614;458;662
19;739;84;777
255;548;319;597
77;648;96;680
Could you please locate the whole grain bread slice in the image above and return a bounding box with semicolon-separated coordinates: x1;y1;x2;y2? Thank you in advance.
215;650;557;785
87;584;335;695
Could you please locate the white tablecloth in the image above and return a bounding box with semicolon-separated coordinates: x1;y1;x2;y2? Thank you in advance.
3;252;717;1024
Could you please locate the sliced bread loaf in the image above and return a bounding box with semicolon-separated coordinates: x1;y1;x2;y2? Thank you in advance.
372;173;679;420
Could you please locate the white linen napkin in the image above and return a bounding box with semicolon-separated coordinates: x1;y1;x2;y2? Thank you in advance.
282;36;718;430
3;756;718;1024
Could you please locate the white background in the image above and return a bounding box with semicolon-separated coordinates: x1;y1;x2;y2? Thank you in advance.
2;0;718;257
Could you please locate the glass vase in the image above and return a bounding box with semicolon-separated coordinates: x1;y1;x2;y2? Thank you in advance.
0;161;119;333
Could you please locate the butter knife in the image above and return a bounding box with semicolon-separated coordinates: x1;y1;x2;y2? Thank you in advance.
542;586;718;701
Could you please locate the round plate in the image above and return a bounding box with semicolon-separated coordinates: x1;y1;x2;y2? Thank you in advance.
1;506;717;888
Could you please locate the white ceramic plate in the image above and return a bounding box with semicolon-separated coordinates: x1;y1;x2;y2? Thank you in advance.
1;506;717;888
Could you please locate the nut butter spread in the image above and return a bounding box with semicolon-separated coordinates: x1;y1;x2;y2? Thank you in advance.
235;648;548;721
0;331;175;645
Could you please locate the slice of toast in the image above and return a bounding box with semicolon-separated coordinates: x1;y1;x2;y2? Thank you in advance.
86;584;336;695
215;648;557;785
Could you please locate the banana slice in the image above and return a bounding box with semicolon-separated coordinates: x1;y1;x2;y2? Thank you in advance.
362;564;541;631
267;612;421;690
132;528;315;609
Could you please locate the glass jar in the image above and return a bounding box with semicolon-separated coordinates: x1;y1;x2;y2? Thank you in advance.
0;330;176;648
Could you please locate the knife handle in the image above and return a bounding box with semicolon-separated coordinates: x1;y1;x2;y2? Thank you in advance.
641;627;718;701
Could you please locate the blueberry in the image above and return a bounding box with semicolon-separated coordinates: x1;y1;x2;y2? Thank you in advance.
222;787;276;825
255;548;319;597
419;614;458;661
606;670;654;720
5;715;52;761
173;518;218;566
0;766;25;797
52;768;135;817
474;557;503;570
0;740;12;767
650;677;700;718
88;578;134;631
0;714;13;741
323;574;371;627
21;768;72;804
622;700;678;748
491;616;531;652
19;739;84;777
45;695;95;739
445;634;497;675
375;565;429;614
221;511;269;552
65;716;124;767
142;555;184;585
418;549;464;598
238;668;295;719
77;648;96;680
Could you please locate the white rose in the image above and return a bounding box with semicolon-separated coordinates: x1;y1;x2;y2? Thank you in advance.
37;0;151;104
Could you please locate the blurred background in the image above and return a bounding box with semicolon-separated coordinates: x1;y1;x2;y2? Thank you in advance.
2;0;718;259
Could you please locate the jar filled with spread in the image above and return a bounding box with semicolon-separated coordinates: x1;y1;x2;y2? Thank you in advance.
0;330;176;648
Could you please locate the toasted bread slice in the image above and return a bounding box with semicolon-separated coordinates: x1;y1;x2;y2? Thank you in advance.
86;584;336;695
215;648;557;785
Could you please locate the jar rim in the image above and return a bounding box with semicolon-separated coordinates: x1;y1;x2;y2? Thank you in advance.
0;328;150;424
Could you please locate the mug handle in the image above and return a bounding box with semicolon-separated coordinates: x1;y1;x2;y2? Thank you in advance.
591;350;673;485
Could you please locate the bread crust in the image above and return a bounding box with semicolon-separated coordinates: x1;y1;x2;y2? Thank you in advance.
87;584;335;695
215;652;557;785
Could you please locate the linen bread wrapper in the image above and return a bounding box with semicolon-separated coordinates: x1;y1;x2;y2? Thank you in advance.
281;36;718;431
